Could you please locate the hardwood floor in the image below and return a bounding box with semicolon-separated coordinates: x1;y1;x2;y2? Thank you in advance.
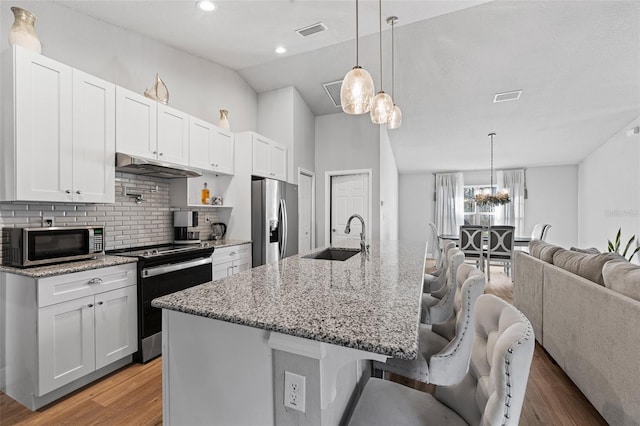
1;266;607;425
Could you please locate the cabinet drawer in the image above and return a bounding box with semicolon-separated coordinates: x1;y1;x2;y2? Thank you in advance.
38;263;137;308
212;244;251;262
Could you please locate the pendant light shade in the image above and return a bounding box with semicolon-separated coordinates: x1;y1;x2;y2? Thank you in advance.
341;66;375;114
370;91;394;124
387;104;402;129
371;0;393;124
341;0;374;115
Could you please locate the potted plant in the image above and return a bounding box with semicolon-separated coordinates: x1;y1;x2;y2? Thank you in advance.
607;228;640;261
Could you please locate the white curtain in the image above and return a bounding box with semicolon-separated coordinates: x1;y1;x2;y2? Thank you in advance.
435;173;464;236
501;169;526;236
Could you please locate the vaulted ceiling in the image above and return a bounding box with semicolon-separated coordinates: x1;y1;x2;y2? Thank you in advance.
56;0;640;173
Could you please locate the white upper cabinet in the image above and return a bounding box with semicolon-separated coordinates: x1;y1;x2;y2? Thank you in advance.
188;116;234;175
251;133;287;181
157;104;189;165
115;86;157;159
72;70;116;203
1;46;114;203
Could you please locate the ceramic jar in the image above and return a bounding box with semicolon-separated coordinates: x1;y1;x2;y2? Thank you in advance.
218;109;230;130
9;7;42;54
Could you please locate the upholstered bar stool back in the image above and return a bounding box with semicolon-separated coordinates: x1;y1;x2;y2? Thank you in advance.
421;249;464;324
424;240;456;294
349;295;535;426
373;263;486;386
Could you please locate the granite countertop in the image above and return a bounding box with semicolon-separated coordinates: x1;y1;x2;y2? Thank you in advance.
0;255;138;278
152;240;426;360
203;239;252;249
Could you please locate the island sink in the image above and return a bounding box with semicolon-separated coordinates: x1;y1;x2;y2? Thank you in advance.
303;247;360;261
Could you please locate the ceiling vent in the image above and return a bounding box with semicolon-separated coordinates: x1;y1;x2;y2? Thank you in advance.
493;90;522;103
322;80;343;108
296;22;328;37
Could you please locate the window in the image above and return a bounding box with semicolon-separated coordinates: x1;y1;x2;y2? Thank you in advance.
463;185;497;227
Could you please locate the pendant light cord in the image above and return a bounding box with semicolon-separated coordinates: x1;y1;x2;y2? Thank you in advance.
355;0;359;67
379;0;383;89
489;133;495;194
391;18;395;98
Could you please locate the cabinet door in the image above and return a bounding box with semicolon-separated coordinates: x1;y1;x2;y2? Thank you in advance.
189;117;213;171
252;135;271;178
212;128;234;175
233;257;252;275
213;259;235;281
14;47;73;202
95;286;137;370
157;104;189;165
270;143;287;181
115;87;157;159
38;295;95;395
72;70;115;203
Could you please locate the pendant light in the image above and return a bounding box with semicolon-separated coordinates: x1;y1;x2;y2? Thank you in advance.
340;0;375;115
370;0;394;124
386;16;402;129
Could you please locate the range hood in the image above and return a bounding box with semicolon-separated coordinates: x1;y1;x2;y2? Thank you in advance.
115;152;202;179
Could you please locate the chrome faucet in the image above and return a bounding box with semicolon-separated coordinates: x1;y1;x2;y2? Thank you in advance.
344;214;369;255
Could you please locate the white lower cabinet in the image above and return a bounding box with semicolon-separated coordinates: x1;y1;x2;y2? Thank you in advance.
3;263;138;410
212;244;252;280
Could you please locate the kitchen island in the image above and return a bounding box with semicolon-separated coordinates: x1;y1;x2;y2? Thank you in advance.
152;239;426;425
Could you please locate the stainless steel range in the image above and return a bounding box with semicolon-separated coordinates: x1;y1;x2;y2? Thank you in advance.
109;243;214;363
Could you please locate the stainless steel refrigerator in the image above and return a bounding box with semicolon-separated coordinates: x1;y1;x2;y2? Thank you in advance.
251;177;298;267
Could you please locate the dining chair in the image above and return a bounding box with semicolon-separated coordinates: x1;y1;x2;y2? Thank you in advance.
349;294;535;426
459;225;484;270
373;263;486;386
483;225;515;281
427;222;443;269
531;223;551;241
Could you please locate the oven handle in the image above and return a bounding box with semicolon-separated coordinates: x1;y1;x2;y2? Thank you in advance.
142;257;212;278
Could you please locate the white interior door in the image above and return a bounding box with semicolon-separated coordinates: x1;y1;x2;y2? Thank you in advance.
331;173;369;245
299;172;313;252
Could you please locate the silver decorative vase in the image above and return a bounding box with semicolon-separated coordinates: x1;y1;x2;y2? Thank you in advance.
144;73;169;105
9;7;42;54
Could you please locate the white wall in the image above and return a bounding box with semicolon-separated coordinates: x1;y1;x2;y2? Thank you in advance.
397;165;579;249
398;173;435;243
315;113;380;247
578;117;640;260
258;86;315;184
293;88;316;178
380;127;398;240
524;165;578;248
1;1;258;131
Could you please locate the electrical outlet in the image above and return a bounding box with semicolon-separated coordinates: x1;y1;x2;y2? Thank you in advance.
42;216;54;227
284;371;306;413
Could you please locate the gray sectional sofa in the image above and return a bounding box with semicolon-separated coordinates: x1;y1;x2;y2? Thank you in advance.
514;241;640;426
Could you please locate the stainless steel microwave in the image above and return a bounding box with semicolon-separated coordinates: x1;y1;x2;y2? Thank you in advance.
6;226;105;267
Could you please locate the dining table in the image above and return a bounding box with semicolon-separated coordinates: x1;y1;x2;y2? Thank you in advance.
439;233;532;247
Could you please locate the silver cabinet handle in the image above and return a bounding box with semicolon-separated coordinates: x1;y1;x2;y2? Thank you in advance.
76;190;81;194
153;151;158;155
97;301;103;305
229;252;236;256
159;152;164;156
65;190;72;194
88;303;94;308
88;278;103;285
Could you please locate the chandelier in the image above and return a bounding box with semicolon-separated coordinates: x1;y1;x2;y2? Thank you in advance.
475;133;511;207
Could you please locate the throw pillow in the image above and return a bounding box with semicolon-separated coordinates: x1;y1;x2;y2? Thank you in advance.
570;247;601;254
553;249;626;285
539;244;564;264
603;261;640;302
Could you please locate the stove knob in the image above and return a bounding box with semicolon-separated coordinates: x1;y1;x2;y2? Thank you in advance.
201;242;209;248
143;251;151;256
151;249;159;255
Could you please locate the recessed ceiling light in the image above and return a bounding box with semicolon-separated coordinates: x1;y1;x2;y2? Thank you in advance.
196;1;216;12
275;46;287;54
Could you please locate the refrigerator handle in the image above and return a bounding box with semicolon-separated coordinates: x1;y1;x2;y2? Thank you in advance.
280;199;288;258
